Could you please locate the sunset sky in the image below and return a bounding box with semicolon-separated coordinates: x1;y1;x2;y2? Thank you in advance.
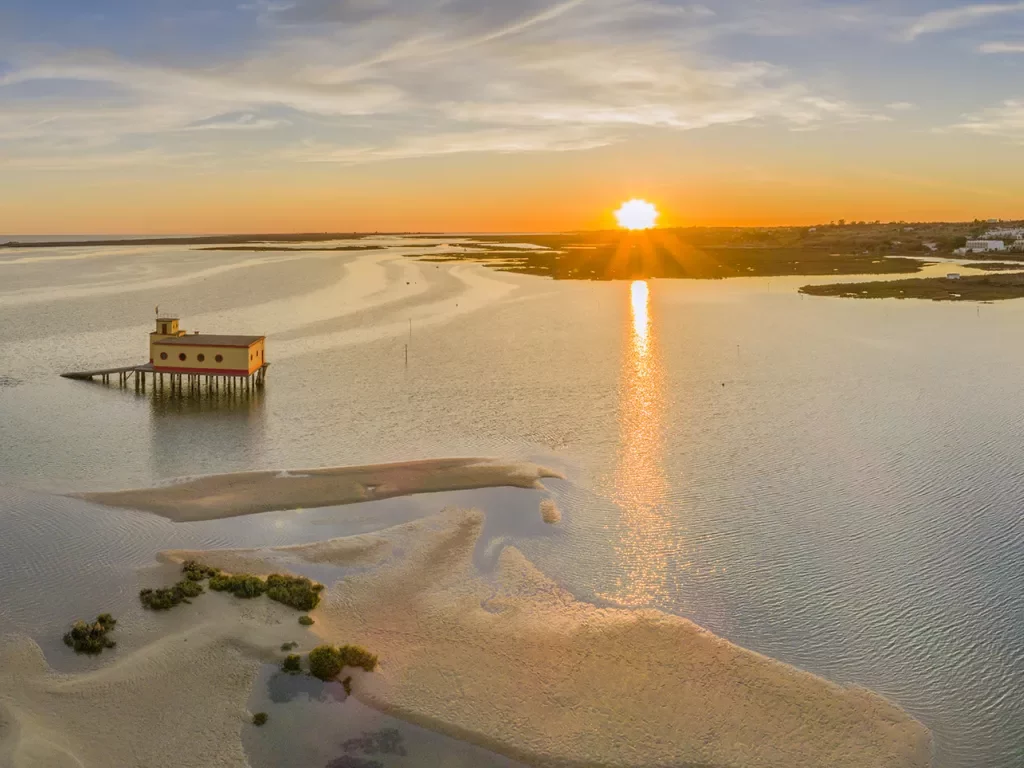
2;0;1024;234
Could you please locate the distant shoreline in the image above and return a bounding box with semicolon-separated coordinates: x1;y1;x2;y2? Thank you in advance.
0;232;420;249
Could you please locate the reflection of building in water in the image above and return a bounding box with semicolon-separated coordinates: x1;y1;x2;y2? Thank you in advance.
600;280;674;607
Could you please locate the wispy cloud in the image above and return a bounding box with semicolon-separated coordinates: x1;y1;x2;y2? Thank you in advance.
0;0;895;170
885;101;917;111
903;2;1024;41
979;40;1024;52
182;113;286;131
283;126;615;164
948;99;1024;142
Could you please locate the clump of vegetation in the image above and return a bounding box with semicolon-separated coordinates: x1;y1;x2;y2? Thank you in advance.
139;579;204;610
298;615;315;626
182;560;220;581
341;676;353;696
209;573;266;599
338;644;378;672
282;654;302;674
281;641;298;651
63;614;117;654
252;712;268;726
265;574;324;611
308;643;379;680
308;645;344;681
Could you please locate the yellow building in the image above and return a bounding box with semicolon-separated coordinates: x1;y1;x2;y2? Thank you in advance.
150;316;266;376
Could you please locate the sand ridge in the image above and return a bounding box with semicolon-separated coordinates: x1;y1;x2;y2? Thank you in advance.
167;507;932;768
74;458;563;522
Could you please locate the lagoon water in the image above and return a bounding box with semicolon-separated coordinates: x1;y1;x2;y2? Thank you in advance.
1;238;1022;766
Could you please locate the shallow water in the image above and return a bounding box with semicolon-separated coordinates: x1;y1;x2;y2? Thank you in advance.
1;239;1023;766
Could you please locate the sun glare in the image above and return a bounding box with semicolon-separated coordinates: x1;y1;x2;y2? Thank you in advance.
615;199;659;230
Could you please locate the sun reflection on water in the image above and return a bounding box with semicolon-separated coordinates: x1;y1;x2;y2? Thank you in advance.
600;280;673;607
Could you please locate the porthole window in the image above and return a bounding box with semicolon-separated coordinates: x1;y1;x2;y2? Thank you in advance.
215;354;223;363
197;354;205;362
160;352;168;360
179;353;187;361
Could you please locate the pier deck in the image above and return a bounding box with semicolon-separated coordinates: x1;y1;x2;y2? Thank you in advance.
60;362;269;395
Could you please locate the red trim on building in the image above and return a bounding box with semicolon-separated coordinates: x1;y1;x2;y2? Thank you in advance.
151;366;255;376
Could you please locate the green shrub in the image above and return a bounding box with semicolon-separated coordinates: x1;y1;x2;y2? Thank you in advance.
252;712;268;726
338;644;378;672
63;614;117;654
209;573;266;599
308;644;378;680
265;574;324;611
308;645;343;681
282;654;302;674
139;579;203;610
341;676;352;696
298;615;314;626
182;560;220;582
280;641;298;651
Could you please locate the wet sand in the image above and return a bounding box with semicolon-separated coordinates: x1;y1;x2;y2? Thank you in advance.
162;509;929;768
74;458;562;522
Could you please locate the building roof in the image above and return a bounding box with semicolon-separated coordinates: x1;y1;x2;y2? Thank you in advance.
158;334;264;348
155;316;179;322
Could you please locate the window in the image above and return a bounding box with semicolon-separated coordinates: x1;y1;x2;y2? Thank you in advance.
160;352;167;360
161;323;167;334
197;354;205;362
179;353;187;361
215;354;223;363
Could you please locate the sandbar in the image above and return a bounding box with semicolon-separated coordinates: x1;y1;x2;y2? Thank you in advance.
165;508;932;768
74;458;562;522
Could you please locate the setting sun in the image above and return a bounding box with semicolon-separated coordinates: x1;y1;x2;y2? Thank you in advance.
615;199;659;230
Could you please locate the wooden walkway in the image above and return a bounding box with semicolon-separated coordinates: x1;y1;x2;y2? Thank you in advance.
61;362;269;396
60;365;142;382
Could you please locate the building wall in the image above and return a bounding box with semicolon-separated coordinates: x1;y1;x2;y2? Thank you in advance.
151;341;264;374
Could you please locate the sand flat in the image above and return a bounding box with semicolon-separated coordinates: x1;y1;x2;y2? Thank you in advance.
0;593;305;768
163;508;932;768
74;458;562;521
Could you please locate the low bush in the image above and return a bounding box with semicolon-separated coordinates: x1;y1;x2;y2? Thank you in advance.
281;641;298;651
182;560;220;582
265;574;324;611
282;654;302;674
298;615;314;626
63;614;117;654
338;644;378;673
139;579;203;610
209;573;266;599
341;676;352;696
252;712;268;726
308;643;379;680
308;645;343;681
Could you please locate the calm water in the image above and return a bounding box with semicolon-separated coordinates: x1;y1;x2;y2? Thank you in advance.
1;239;1022;766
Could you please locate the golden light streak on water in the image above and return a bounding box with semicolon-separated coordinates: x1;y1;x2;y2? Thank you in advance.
599;280;673;607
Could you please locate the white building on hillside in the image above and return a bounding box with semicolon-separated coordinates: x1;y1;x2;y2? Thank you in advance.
984;227;1024;239
965;239;1007;252
1011;239;1024;252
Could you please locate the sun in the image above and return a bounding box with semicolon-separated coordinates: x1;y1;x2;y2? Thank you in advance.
615;199;659;230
